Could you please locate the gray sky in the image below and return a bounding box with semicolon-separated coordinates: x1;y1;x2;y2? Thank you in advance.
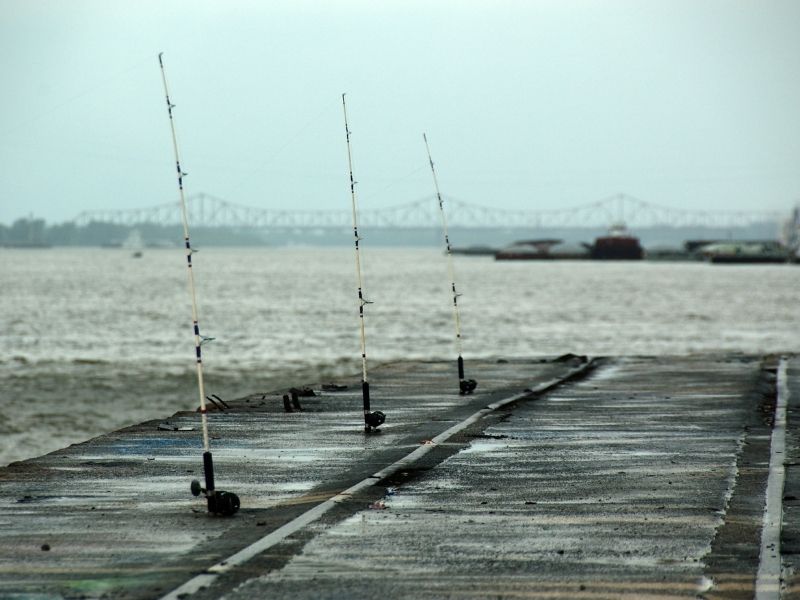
1;0;799;224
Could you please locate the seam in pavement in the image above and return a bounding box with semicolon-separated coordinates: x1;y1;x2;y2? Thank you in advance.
159;359;596;600
755;356;788;599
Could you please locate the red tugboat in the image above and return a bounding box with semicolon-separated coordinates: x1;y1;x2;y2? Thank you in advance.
591;223;643;260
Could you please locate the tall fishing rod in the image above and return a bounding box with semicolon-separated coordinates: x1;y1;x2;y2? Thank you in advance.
342;93;385;433
423;133;477;395
158;53;239;516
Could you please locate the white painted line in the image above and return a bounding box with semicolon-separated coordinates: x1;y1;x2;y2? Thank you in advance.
160;362;592;600
755;357;788;600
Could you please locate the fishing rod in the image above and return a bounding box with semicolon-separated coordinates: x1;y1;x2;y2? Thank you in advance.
342;93;385;433
423;133;477;395
158;53;239;516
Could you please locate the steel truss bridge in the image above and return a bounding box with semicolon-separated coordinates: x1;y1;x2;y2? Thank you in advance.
73;193;783;230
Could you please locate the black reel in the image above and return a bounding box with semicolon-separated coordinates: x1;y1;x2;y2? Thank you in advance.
190;480;241;517
459;379;478;395
364;410;386;432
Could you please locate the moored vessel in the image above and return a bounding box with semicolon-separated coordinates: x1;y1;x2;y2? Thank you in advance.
590;223;643;260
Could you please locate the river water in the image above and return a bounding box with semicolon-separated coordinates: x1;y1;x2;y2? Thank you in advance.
1;246;798;466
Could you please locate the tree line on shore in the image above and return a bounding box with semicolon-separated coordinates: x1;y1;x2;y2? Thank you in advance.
0;218;267;247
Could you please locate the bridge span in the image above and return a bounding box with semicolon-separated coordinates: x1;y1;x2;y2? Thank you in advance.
73;192;783;230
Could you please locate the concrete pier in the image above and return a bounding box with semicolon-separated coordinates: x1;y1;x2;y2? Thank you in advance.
0;354;797;599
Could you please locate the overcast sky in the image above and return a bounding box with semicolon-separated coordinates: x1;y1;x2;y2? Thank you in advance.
1;0;798;224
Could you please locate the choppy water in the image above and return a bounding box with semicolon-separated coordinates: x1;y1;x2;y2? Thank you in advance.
1;246;799;465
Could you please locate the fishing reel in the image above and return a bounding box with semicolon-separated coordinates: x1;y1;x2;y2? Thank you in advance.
459;379;478;395
360;381;385;433
364;410;386;432
456;357;477;395
190;452;240;517
190;480;240;517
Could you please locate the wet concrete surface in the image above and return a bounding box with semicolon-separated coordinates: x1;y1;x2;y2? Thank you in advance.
2;354;796;599
217;355;783;600
0;357;586;599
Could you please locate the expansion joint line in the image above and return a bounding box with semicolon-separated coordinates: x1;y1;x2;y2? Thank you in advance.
158;359;596;600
